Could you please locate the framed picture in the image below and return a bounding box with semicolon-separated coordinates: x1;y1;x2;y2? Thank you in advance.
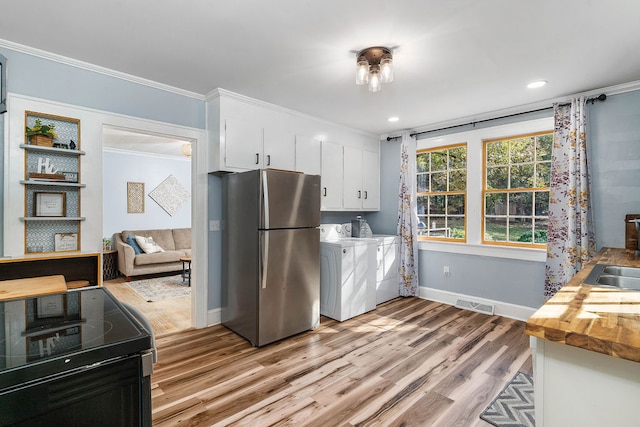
54;232;78;251
36;294;65;318
34;192;66;217
61;171;78;183
127;182;145;213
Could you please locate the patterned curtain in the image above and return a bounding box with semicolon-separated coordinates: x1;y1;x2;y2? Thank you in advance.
544;97;595;298
397;131;419;296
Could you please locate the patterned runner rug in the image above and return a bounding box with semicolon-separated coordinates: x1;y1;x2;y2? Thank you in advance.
126;274;191;302
480;371;535;427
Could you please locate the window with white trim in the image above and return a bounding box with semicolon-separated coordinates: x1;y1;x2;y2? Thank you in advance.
415;117;554;259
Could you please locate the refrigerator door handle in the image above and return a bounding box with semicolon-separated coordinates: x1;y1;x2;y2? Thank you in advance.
261;231;269;289
262;170;270;229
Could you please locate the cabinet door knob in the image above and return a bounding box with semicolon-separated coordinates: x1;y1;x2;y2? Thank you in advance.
323;187;327;197
343;249;347;254
255;153;260;164
266;154;271;166
357;190;361;199
364;190;368;199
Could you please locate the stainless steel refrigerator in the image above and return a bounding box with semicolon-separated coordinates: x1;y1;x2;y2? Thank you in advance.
221;169;321;346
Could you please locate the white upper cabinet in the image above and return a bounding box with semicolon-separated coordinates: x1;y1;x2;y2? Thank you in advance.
295;134;321;175
223;119;295;171
362;149;380;210
263;125;295;170
224;118;263;170
343;145;363;209
321;141;343;210
207;89;380;211
343;146;380;210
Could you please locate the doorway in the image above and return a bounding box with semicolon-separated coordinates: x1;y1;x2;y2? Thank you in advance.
101;124;198;336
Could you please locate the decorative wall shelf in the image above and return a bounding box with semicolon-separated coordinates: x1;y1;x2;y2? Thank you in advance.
20;180;86;188
19;144;86;156
20;217;86;222
22;111;83;254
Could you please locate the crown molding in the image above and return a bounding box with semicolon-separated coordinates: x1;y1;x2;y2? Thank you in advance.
206;87;378;139
0;38;205;101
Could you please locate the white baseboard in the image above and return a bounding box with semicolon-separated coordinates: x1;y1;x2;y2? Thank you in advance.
207;307;222;326
418;286;537;321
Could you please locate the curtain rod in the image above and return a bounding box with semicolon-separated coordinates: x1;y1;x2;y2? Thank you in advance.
386;93;607;141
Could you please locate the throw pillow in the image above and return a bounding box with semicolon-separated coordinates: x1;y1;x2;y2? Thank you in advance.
126;234;144;255
135;235;165;254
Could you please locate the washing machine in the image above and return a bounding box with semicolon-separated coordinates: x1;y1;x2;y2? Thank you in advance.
319;224;377;321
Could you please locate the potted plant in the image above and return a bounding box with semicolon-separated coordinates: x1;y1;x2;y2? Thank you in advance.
26;119;58;146
103;238;112;251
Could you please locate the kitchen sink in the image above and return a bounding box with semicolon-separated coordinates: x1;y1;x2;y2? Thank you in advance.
583;264;640;291
602;265;640;278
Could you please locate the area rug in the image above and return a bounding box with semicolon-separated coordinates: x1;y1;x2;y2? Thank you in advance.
480;371;535;427
126;274;191;302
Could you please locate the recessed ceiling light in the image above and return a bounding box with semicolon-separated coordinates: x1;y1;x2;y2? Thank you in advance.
388;116;399;122
527;80;547;89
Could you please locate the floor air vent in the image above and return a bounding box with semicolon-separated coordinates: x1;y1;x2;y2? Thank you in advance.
455;299;495;315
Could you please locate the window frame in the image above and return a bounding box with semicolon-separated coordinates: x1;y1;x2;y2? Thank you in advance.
482;131;553;249
415;117;554;262
416;143;468;243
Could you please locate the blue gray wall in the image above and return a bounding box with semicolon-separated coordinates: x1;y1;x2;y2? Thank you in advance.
589;91;640;249
1;48;203;128
207;175;222;309
102;150;192;241
370;91;640;309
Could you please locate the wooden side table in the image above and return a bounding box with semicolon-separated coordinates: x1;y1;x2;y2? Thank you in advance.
180;257;191;286
103;250;118;281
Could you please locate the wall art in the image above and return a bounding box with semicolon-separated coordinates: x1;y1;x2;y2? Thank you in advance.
149;175;190;216
127;182;145;213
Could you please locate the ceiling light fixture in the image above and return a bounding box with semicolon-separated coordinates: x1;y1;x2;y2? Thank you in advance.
181;142;192;157
355;46;393;92
388;116;399;122
527;80;547;89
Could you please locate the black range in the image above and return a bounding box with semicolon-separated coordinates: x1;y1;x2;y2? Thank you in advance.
0;287;153;426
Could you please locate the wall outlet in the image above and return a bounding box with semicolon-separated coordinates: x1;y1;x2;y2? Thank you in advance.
443;265;450;277
209;220;220;231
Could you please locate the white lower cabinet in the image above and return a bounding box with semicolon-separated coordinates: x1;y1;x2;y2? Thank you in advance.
374;235;400;304
531;337;640;427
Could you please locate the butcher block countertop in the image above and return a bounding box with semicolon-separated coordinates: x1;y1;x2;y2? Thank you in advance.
526;247;640;363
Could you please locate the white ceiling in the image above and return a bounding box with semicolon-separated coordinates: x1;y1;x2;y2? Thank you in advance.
2;0;640;138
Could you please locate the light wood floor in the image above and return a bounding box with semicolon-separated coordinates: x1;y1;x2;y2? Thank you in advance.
151;297;532;427
103;275;192;336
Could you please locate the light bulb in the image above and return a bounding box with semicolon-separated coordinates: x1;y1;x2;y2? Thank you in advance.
355;56;369;85
380;53;393;83
368;65;381;92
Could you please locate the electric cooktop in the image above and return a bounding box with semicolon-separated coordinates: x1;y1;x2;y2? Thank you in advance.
0;287;152;390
